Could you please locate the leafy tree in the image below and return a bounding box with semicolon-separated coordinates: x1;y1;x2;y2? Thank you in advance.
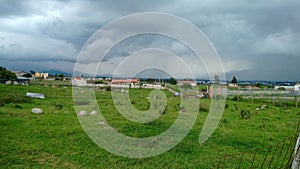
231;76;237;83
278;87;286;91
22;73;32;78
146;78;155;84
0;66;6;71
169;77;177;85
255;82;262;88
58;73;64;78
0;66;17;81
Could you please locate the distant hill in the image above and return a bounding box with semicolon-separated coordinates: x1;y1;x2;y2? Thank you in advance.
44;70;72;77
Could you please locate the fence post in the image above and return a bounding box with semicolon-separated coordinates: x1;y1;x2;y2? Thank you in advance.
292;132;300;169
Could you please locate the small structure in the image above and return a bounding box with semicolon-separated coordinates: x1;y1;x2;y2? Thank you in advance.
16;76;30;85
72;77;87;86
26;92;45;99
110;78;140;88
274;86;295;91
228;83;238;88
35;71;49;79
295;83;300;92
111;78;139;85
12;71;27;77
174;92;180;97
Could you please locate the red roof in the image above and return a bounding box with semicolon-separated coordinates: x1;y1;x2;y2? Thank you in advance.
111;79;139;84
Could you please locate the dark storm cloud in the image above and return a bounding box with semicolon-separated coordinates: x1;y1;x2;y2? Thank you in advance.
0;0;34;17
0;0;299;80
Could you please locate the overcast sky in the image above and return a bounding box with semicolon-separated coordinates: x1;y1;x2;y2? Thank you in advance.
0;0;299;81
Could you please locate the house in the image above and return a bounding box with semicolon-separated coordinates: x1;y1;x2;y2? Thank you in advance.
274;86;295;91
111;78;139;85
35;71;49;79
12;71;27;77
228;83;239;88
110;78;140;88
16;76;30;84
295;83;300;92
72;77;87;86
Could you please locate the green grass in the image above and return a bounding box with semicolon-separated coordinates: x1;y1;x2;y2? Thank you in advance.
0;84;299;168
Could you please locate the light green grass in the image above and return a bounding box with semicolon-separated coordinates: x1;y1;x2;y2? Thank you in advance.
0;84;299;168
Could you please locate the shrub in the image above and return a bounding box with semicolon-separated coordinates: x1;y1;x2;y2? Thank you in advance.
14;104;23;109
240;109;250;119
232;95;243;101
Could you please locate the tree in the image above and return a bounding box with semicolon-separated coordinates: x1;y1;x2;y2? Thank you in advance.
0;66;17;82
22;73;32;78
169;77;177;85
231;76;237;84
58;73;64;78
255;82;262;88
146;78;155;84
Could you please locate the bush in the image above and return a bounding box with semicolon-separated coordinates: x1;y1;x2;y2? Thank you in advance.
240;109;250;119
14;104;23;109
232;95;243;101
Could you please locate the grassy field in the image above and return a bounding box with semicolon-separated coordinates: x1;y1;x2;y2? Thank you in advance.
0;84;299;168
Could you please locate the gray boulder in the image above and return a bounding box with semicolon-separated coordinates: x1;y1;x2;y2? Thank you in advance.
90;110;97;115
77;110;88;116
31;108;44;114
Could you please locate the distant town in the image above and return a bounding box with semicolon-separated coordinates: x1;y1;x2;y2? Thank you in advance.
0;66;299;94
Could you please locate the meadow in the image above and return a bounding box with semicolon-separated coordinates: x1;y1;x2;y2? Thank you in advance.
0;84;299;168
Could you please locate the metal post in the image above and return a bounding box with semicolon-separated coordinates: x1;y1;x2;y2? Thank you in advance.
292;132;300;169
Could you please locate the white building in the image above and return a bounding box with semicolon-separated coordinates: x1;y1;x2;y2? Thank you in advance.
295;83;300;92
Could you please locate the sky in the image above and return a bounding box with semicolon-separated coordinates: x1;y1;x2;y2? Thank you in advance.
0;0;299;81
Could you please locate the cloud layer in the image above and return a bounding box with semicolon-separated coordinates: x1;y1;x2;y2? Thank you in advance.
0;0;299;81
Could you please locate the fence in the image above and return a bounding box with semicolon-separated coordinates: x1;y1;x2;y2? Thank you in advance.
211;118;300;169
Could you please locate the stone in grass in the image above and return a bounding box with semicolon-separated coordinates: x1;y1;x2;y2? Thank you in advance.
77;110;88;116
31;108;44;114
90;110;97;115
97;121;106;125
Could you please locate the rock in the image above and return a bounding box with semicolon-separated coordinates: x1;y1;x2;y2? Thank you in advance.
77;110;87;116
90;110;97;115
97;121;106;125
31;108;44;114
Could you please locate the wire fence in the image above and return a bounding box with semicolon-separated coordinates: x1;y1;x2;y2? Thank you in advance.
210;137;298;168
211;118;300;169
